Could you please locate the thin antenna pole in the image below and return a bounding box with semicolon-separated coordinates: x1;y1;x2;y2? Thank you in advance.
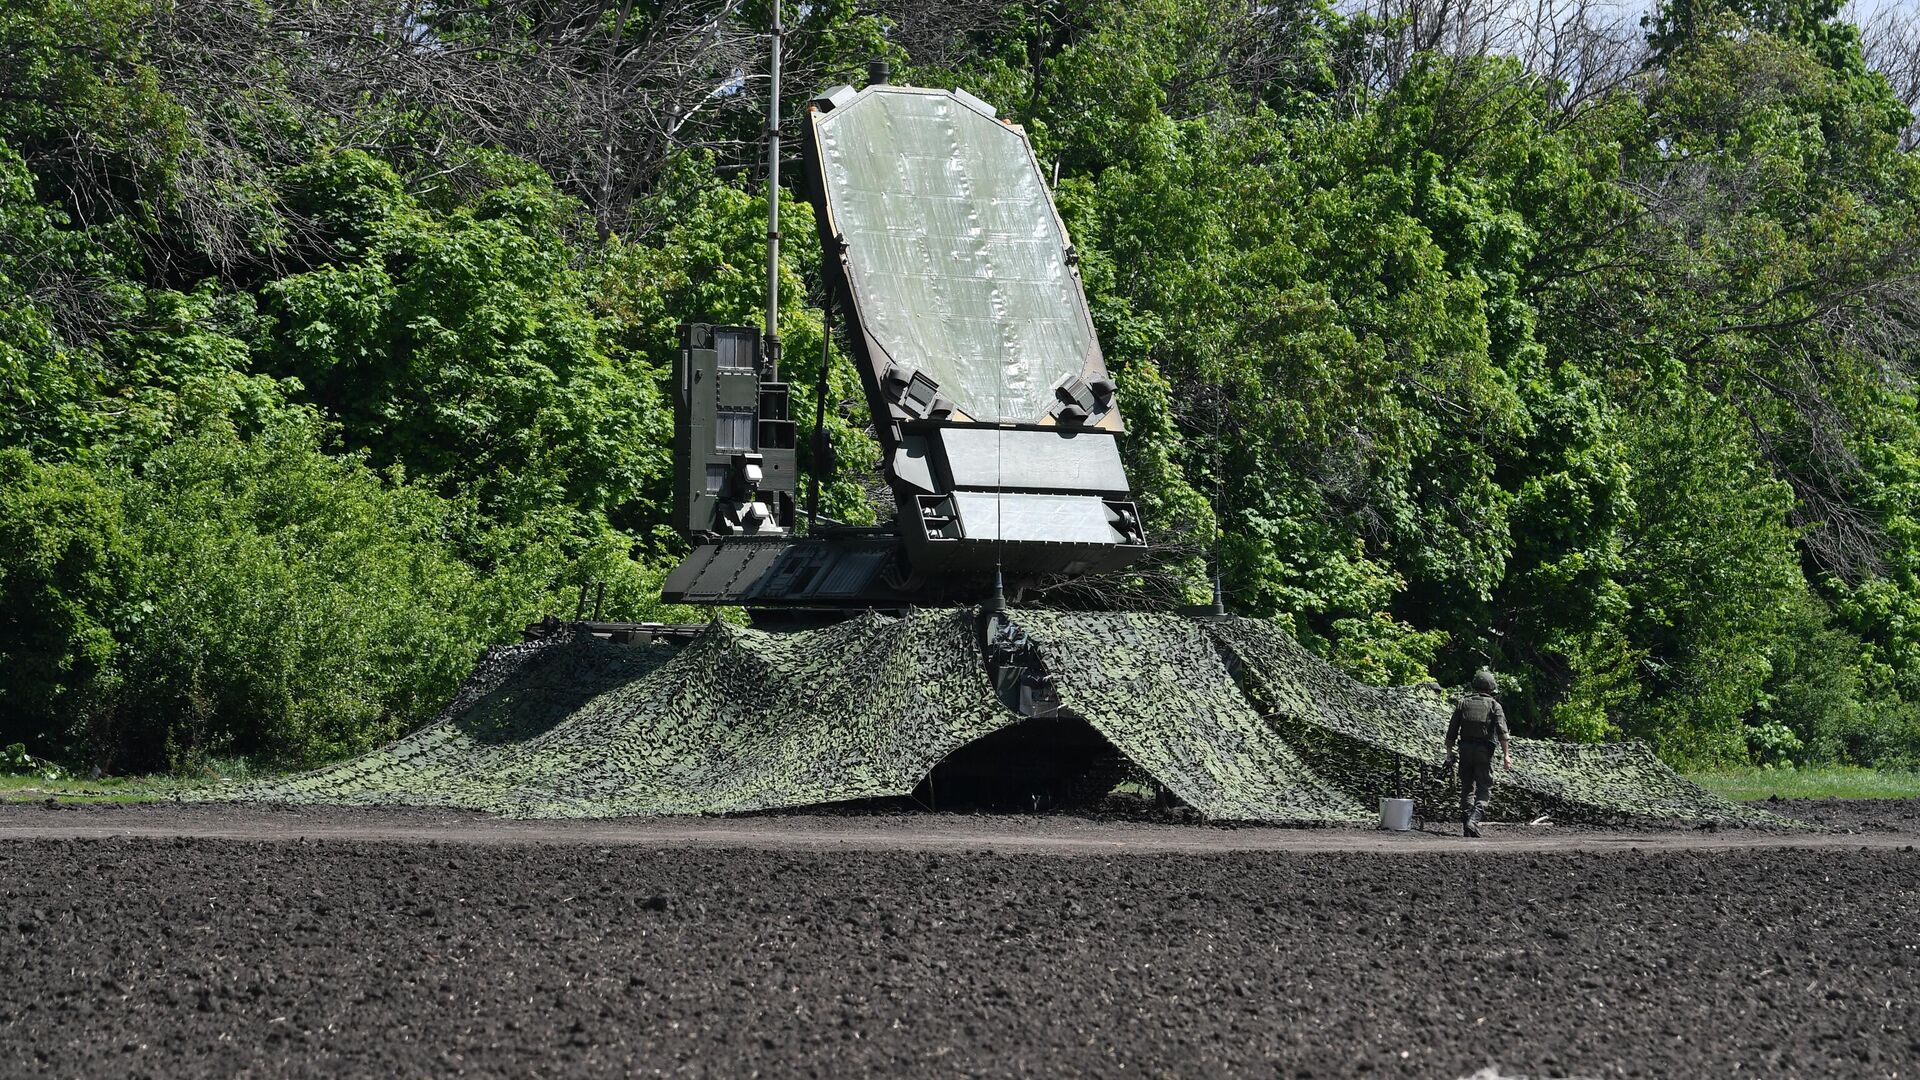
986;420;1007;650
763;0;783;380
1211;384;1227;615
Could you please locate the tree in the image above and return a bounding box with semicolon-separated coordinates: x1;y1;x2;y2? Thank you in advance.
261;150;669;533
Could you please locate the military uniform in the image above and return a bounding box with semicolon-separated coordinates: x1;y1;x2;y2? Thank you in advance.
1445;671;1509;837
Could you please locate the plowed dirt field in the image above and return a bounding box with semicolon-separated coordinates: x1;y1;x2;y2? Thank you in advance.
3;801;1916;1078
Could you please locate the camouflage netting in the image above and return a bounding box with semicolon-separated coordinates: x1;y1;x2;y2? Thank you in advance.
232;610;1014;817
1204;617;1790;828
1009;611;1368;824
226;608;1788;827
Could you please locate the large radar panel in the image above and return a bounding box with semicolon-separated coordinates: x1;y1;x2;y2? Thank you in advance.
812;87;1099;423
802;83;1144;589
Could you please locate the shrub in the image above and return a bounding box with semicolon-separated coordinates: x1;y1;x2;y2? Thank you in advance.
2;416;525;769
0;448;133;766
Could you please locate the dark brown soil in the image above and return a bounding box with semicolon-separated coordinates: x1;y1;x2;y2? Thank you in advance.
1759;796;1920;833
3;804;1918;1078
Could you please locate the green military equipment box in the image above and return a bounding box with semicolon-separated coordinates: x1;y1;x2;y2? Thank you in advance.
672;323;795;538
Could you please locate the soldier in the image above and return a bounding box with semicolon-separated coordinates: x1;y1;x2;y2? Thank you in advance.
1445;670;1511;837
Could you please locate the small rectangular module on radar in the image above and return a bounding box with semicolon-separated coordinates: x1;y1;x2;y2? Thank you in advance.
672;323;795;538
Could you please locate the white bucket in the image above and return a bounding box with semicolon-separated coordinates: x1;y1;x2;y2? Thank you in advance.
1378;797;1414;831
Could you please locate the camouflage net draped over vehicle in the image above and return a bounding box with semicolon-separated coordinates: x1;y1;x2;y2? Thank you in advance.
1203;617;1789;828
230;607;1786;827
234;610;1015;817
1008;611;1369;824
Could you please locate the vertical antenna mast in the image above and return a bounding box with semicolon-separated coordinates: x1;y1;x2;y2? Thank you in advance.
762;0;783;380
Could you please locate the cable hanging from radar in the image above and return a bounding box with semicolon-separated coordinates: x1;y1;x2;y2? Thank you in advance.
807;281;833;533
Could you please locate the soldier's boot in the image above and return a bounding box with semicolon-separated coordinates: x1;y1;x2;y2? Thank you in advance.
1465;805;1484;838
1460;809;1474;837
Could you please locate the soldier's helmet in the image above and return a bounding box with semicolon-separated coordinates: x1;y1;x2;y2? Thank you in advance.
1471;670;1498;694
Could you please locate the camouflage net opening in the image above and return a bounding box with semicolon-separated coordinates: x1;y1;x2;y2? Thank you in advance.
229;608;1789;827
1008;611;1368;824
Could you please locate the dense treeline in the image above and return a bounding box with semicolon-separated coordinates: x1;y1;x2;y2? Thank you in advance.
1;0;1917;772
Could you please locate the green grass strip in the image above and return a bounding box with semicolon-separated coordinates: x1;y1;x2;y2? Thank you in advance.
1688;766;1920;801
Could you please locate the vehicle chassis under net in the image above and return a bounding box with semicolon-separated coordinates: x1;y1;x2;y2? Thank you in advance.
230;607;1792;829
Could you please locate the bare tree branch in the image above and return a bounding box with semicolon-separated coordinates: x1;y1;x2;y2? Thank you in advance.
1856;0;1920;150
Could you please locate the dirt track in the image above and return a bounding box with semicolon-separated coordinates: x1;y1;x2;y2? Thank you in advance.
4;799;1920;854
4;802;1918;1078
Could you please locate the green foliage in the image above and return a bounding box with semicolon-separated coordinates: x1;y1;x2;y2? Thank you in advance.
2;742;65;782
262;150;670;533
1;422;482;769
1646;0;1900;111
108;415;502;769
0;448;131;752
1824;391;1920;704
0;136;292;464
0;413;699;771
965;0;1920;765
0;0;191;207
1613;391;1805;764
